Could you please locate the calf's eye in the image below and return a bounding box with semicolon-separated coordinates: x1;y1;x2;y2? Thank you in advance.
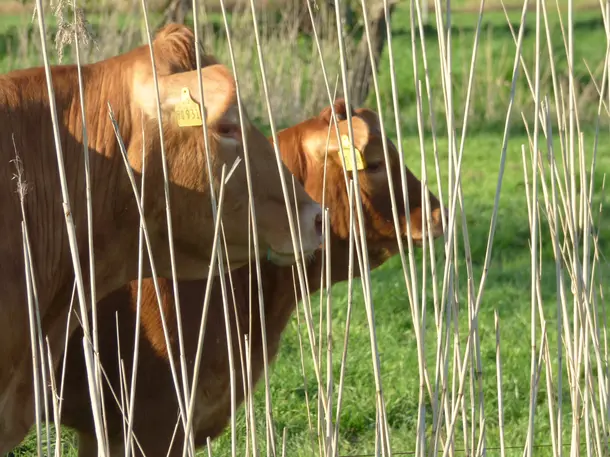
366;162;384;173
218;122;242;141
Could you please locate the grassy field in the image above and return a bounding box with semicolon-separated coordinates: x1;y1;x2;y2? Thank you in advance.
2;1;610;457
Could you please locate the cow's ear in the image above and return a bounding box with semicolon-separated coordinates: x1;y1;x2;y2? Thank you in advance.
354;107;380;130
318;98;352;124
151;23;219;75
152;23;198;75
303;116;370;170
135;64;241;138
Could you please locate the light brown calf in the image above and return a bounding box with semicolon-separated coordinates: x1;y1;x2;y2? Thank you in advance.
0;24;322;453
58;99;446;457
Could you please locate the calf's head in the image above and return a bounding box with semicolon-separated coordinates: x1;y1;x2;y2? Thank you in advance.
126;25;323;277
275;99;446;269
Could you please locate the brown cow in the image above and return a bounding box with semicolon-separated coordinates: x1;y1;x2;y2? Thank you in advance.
57;99;446;457
0;24;323;453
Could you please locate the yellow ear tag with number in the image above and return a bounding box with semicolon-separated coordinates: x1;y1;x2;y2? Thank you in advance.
339;134;366;171
175;88;203;127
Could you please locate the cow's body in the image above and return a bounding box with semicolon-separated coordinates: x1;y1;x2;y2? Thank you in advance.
58;99;446;457
0;24;322;453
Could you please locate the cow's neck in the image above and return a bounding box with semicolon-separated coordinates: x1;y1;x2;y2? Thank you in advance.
249;134;357;349
260;233;355;332
1;63;141;310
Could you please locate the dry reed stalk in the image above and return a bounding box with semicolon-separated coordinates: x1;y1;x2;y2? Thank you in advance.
192;3;330;455
494;311;506;457
14;0;610;455
330;181;356;457
48;280;77;457
428;1;525;455
45;338;63;457
137;5;194;449
174;163;237;457
331;2;398;453
22;222;43;457
184;3;242;455
323;209;333;457
111;76;238;457
123;117;149;457
67;1;107;446
525;3;542;457
298;12;372;439
108;102;191;456
293;279;318;457
13;139;52;457
244;336;260;457
30;1;109;454
223;12;344;456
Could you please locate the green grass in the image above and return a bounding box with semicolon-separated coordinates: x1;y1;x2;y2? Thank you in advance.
2;2;610;457
202;132;609;457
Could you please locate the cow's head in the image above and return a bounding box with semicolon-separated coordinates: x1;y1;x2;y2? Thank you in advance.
275;98;446;269
126;24;323;277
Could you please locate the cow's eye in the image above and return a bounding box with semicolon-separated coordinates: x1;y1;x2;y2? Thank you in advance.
366;161;384;173
218;122;241;141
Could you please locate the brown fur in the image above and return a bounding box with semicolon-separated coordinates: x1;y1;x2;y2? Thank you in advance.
0;23;322;453
57;99;446;457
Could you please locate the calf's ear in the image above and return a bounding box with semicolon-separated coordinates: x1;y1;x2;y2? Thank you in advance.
134;63;242;140
354;107;381;132
302;116;371;171
318;98;353;124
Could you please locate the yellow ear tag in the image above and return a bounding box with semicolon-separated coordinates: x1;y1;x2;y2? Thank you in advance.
175;88;203;127
339;134;366;171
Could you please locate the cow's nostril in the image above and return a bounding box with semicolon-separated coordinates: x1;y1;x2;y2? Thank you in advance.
315;212;323;239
